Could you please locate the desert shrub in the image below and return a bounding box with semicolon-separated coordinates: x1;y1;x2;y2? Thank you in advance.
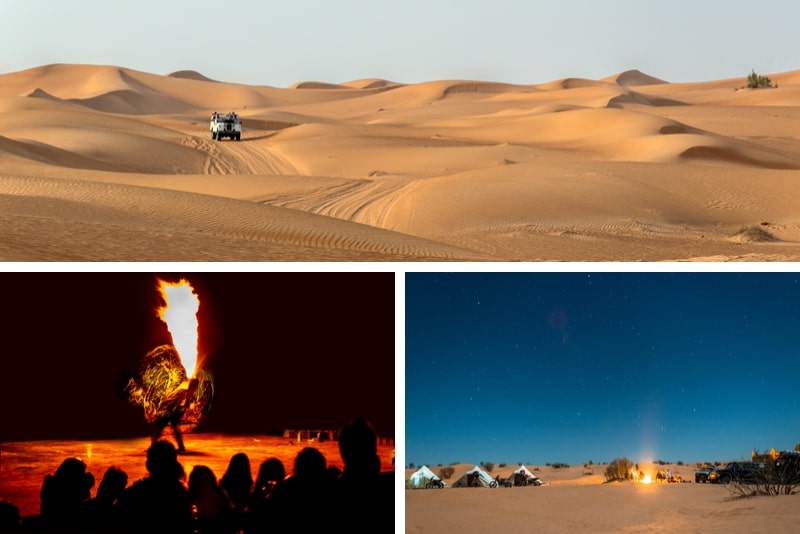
605;457;634;482
481;462;495;473
747;69;773;89
550;462;570;469
439;466;455;480
726;473;799;498
408;462;415;469
498;463;507;468
677;461;684;466
733;225;778;243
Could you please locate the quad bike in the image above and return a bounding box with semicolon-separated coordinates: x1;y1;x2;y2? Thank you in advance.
495;476;513;488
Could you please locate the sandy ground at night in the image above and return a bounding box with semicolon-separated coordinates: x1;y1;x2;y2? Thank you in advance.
2;64;800;261
405;462;800;532
0;433;395;519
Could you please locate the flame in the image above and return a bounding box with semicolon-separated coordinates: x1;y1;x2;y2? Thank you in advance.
156;278;200;378
642;475;652;484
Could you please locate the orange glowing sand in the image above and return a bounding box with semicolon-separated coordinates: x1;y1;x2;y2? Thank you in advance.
0;433;395;518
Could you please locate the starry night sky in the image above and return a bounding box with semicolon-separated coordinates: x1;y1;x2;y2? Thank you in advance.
0;272;395;442
406;272;800;467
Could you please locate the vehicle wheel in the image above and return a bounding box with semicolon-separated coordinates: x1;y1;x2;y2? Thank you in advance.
425;482;432;489
236;133;241;141
211;131;216;140
489;481;497;488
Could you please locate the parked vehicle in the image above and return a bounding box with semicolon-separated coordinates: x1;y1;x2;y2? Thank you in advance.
425;479;445;489
695;465;716;483
773;451;800;484
710;461;768;484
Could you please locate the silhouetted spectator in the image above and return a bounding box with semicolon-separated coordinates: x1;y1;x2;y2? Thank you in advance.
0;500;20;533
187;465;235;534
337;417;394;531
252;458;286;500
264;448;337;530
81;466;128;532
244;457;285;534
38;457;95;533
113;440;192;534
219;452;252;517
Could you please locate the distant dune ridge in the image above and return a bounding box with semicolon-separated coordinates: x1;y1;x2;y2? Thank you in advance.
1;63;799;261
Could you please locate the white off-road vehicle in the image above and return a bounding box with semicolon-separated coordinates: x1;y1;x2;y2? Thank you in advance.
210;112;242;141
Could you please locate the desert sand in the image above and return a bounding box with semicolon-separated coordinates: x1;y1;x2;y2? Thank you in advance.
405;462;800;532
1;64;800;261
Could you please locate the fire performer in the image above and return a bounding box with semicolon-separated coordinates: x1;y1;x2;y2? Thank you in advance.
126;344;214;453
126;278;213;452
152;377;199;452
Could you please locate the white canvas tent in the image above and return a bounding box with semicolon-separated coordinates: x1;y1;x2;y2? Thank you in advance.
512;465;543;486
408;465;441;488
452;465;497;487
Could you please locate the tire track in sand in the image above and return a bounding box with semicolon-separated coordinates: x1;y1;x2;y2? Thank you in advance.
0;174;493;261
264;178;422;232
181;135;299;175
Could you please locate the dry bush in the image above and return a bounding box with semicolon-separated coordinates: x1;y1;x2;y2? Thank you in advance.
605;457;633;482
726;466;800;499
733;225;778;243
439;466;455;480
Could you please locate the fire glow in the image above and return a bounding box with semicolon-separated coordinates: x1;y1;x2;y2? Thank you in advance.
156;278;200;378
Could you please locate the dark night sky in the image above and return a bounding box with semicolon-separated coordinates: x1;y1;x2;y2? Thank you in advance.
0;272;394;442
406;272;800;466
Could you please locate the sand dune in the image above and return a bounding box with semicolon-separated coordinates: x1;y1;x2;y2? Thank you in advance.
1;63;799;261
405;462;800;532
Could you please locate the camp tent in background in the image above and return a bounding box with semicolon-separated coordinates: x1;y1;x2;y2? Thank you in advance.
513;465;543;486
452;465;497;488
407;465;441;488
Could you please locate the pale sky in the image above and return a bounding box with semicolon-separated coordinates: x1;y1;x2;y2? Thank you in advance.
5;0;799;87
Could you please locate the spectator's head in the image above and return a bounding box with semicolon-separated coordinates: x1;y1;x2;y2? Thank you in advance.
188;465;218;501
338;417;378;471
146;440;185;482
222;452;252;485
255;458;286;490
0;500;20;532
294;448;326;481
96;466;128;501
53;457;95;500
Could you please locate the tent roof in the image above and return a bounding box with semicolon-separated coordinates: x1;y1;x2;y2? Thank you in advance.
465;465;494;482
514;465;539;478
409;465;440;480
